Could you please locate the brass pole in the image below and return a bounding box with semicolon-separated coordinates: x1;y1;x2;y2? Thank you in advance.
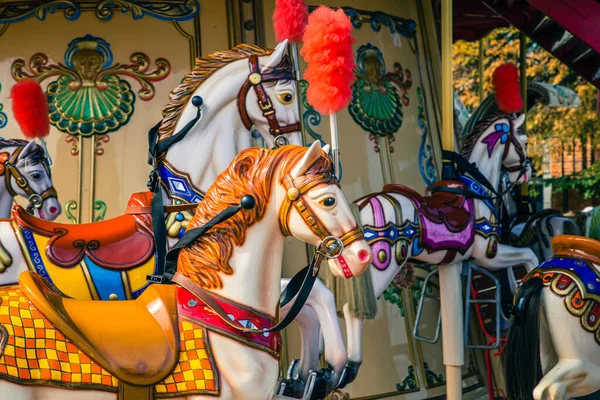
478;38;485;104
441;0;454;151
440;2;463;399
520;32;528;199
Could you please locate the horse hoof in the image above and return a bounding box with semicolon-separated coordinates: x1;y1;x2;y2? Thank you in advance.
337;360;362;389
309;365;334;400
280;377;305;398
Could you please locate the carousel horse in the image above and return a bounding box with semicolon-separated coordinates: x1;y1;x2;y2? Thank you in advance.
0;139;59;221
285;110;540;397
0;142;372;400
511;209;580;263
506;235;600;400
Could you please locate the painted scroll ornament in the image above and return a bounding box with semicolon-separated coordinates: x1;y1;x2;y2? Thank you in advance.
12;34;170;136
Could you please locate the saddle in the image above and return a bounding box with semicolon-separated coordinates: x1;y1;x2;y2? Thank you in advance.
383;182;471;232
13;205;154;269
20;271;179;387
553;235;600;266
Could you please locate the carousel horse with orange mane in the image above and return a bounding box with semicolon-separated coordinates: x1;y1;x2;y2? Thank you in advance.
0;142;372;400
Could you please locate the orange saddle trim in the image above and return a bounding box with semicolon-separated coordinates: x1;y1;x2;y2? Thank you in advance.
552;235;600;266
382;182;471;232
12;205;154;270
20;271;180;386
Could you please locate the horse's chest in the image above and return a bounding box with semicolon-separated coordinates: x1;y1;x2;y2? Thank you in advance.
526;258;600;346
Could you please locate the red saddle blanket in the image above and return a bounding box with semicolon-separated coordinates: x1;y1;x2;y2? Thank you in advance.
12;201;154;270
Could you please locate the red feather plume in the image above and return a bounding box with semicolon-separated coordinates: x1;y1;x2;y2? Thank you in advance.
10;79;50;139
493;63;523;113
300;6;356;115
273;0;308;43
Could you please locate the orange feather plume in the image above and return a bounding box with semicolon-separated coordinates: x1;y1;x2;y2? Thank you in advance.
10;79;50;139
300;6;356;114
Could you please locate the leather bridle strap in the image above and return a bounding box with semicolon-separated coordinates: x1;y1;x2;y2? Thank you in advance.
238;55;301;137
279;172;364;247
4;146;58;211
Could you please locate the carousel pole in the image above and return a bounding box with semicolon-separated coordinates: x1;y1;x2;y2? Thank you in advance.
519;32;529;210
440;1;464;399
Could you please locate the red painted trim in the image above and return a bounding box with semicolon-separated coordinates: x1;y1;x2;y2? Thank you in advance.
529;0;600;53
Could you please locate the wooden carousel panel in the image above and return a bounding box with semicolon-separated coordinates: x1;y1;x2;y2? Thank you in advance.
0;1;236;223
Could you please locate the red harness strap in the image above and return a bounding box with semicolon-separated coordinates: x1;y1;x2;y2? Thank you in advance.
177;287;282;358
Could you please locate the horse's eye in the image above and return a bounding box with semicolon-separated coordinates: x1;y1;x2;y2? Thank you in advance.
320;197;336;207
278;92;293;105
31;172;42;180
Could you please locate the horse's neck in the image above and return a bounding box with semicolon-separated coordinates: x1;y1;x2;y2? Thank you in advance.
212;211;285;318
466;145;503;218
0;147;16;218
466;145;503;194
164;64;250;195
0;186;13;218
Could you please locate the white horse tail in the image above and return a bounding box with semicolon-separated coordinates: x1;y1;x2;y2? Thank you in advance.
505;277;545;400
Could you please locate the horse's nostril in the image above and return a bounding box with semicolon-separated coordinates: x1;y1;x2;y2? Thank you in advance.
358;249;370;263
49;206;58;214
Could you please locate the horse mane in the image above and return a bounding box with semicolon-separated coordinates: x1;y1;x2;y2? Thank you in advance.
178;145;333;289
460;111;511;158
157;44;274;143
0;139;44;164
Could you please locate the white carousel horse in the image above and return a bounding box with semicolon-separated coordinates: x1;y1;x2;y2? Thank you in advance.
0;142;372;400
506;235;600;400
287;111;541;398
144;41;352;391
0;139;60;221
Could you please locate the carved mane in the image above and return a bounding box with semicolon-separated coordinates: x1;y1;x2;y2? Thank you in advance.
157;44;274;142
178;145;333;289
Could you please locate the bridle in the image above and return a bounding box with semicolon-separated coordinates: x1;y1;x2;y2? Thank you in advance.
279;172;364;251
2;147;57;214
501;123;529;174
237;54;301;145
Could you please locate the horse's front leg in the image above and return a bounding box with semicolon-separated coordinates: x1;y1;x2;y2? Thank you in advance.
336;302;363;388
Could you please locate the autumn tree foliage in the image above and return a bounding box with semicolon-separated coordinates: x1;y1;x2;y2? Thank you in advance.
453;27;600;200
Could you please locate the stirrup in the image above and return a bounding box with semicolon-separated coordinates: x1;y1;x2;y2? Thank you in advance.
276;370;317;400
413;267;442;344
464;263;501;349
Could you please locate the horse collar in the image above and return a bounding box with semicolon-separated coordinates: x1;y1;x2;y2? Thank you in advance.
177;285;282;358
158;161;205;204
238;54;301;137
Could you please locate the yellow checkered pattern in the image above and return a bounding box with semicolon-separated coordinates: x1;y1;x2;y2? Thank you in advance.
0;287;218;395
155;319;217;395
0;286;118;389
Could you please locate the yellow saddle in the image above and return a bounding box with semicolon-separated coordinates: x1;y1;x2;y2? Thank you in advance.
553;235;600;265
19;271;179;387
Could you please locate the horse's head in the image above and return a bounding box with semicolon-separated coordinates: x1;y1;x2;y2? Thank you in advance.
8;141;60;220
278;141;372;278
178;142;371;290
463;112;531;186
241;40;303;148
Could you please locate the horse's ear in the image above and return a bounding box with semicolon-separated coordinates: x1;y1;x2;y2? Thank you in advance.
265;39;288;69
18;141;38;160
513;114;526;130
291;141;322;178
322;144;331;155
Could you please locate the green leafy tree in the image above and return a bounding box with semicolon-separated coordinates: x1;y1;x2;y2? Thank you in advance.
453;27;600;201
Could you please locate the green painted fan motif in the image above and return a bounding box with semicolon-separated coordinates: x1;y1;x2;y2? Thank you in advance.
11;34;170;137
349;44;412;137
